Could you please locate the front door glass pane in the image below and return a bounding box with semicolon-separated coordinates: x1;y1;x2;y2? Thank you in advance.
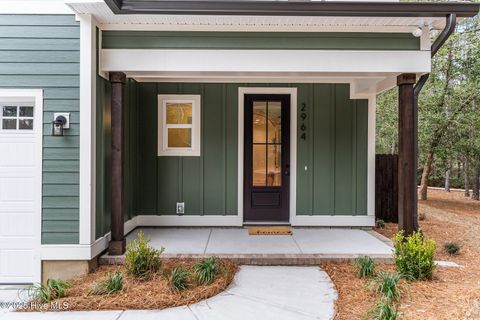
252;144;266;186
252;100;282;187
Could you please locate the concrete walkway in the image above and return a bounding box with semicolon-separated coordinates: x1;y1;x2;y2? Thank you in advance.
0;266;337;320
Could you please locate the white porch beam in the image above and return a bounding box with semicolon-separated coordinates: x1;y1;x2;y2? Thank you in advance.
101;49;431;75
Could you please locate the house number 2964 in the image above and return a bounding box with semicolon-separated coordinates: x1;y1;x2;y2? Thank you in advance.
300;103;307;140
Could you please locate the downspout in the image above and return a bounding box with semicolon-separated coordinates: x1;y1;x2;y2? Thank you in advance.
411;13;456;229
414;13;457;98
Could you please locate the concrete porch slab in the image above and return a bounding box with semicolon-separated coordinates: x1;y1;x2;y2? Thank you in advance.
102;227;393;265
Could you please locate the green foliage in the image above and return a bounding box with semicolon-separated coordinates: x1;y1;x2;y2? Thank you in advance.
354;256;376;278
125;231;164;279
169;267;190;292
28;279;71;303
194;256;219;285
373;299;398;320
374;272;401;301
376;219;386;228
89;272;123;295
393;231;436;281
443;242;461;255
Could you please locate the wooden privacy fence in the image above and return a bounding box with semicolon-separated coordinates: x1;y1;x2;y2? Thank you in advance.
375;154;398;223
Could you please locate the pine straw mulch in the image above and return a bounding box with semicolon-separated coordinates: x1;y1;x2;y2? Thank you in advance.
24;259;238;312
326;188;480;320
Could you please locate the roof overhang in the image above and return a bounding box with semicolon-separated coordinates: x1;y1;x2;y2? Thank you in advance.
103;0;479;18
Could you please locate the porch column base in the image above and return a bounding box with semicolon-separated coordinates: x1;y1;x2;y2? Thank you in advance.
109;239;126;256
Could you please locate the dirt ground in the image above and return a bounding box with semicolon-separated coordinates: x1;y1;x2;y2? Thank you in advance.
24;259;237;312
326;189;480;320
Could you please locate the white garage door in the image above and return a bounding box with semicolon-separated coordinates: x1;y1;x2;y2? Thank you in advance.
0;91;42;284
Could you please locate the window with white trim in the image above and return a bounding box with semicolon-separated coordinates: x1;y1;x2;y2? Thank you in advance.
158;95;201;156
1;104;34;131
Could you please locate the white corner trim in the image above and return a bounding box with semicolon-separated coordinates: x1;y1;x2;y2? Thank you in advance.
291;215;375;227
78;13;97;245
238;87;297;224
101;49;431;74
367;95;376;220
0;89;43;283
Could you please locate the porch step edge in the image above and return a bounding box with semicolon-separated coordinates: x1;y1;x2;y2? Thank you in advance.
99;253;393;266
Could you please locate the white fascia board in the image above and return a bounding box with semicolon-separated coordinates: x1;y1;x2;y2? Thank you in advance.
0;1;76;14
101;49;431;75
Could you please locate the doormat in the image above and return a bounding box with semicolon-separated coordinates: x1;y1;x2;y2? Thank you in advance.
248;226;292;235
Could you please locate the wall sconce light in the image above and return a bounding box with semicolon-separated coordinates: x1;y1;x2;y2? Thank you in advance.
52;113;70;137
412;27;423;38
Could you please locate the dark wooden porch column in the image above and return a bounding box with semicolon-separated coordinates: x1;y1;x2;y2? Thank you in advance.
109;72;126;255
397;73;419;235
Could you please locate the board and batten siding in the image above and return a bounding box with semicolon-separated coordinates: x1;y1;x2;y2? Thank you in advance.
0;15;80;244
102;31;420;50
104;82;367;218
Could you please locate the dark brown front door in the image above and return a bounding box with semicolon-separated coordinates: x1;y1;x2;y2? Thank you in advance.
244;94;290;222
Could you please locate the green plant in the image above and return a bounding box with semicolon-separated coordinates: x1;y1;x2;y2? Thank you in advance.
125;231;164;279
373;298;398;320
393;231;436;281
195;256;219;285
89;272;123;295
374;272;401;301
376;219;386;228
443;242;460;255
169;267;189;292
354;256;376;278
28;279;71;303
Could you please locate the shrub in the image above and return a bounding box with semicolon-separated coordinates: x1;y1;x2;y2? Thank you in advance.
125;231;164;279
443;242;460;255
89;272;123;295
374;272;401;301
393;231;436;280
195;256;219;285
354;256;376;278
373;298;398;320
28;279;71;303
376;219;386;228
169;267;190;292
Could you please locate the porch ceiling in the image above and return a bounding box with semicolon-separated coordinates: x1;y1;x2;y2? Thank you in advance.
67;1;478;32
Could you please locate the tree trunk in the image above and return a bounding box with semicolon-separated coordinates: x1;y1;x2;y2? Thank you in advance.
472;163;480;201
464;159;470;197
419;151;435;200
445;159;451;192
457;160;461;179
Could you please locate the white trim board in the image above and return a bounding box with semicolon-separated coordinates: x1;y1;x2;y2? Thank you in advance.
238;87;298;225
101;50;431;75
78;13;98;245
0;89;43;283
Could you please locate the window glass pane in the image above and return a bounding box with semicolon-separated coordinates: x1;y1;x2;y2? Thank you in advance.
2;106;17;117
19;106;33;117
253;144;266;186
267;101;281;143
19;119;33;130
2;119;16;129
168;128;192;148
166;103;192;124
253;101;266;143
267;145;281;186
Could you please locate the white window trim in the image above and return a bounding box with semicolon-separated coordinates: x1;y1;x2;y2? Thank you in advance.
0;89;43;283
157;94;201;157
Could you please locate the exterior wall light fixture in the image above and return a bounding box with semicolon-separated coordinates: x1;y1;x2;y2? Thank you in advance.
51;113;70;136
412;27;423;37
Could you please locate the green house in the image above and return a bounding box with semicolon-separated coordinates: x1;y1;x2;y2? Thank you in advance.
0;0;478;283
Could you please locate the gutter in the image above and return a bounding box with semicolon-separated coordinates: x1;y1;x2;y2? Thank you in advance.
414;13;457;99
106;1;480;17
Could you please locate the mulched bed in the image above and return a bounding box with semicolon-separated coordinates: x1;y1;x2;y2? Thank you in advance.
327;189;480;320
23;259;237;312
